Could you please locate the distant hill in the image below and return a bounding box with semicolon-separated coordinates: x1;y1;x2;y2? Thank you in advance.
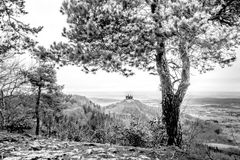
103;99;160;122
62;95;161;125
62;95;103;125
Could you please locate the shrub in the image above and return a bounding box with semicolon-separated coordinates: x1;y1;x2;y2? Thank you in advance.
148;118;168;147
4;102;33;133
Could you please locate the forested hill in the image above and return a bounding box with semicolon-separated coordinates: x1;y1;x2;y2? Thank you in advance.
103;99;160;122
65;95;98;108
63;95;103;121
64;95;161;123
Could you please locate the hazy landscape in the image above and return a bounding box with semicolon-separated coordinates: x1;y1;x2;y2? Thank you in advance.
85;91;240;144
1;90;240;159
80;91;240;105
65;91;240;149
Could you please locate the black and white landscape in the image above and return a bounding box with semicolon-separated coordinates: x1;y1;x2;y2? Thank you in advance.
1;0;240;160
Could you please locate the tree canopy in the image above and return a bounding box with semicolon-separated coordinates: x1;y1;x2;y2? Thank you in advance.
210;0;240;26
0;0;42;61
51;0;238;79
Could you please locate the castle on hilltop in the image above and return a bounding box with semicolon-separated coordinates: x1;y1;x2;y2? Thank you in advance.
125;94;133;100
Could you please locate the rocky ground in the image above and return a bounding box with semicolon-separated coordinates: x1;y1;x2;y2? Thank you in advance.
0;132;193;160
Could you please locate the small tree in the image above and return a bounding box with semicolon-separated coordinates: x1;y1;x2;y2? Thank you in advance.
50;0;239;146
23;63;58;135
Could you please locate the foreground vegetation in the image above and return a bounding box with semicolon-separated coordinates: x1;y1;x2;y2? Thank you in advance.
0;131;195;160
1;91;240;159
1;116;240;160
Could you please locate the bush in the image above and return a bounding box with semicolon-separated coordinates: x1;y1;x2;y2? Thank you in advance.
5;119;32;133
52;115;168;148
4;103;33;133
102;116;167;148
148;118;168;147
120;119;150;147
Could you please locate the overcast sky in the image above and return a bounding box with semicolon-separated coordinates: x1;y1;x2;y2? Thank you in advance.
22;0;240;94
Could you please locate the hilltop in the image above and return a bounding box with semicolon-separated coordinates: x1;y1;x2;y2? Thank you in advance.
62;95;161;126
103;98;160;123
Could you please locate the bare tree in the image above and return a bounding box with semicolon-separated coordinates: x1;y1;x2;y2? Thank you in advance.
0;60;27;129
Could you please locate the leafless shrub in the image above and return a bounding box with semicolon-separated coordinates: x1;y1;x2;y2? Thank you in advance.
0;60;28;130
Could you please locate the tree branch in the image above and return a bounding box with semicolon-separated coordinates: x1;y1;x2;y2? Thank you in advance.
175;41;190;103
156;36;174;95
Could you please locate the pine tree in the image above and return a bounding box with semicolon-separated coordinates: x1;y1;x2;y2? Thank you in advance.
50;0;239;146
0;0;42;61
210;0;240;26
23;62;59;135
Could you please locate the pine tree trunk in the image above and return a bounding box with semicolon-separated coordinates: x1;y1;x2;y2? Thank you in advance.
156;38;190;146
0;90;5;130
0;110;4;130
35;86;41;136
48;117;52;137
162;93;181;146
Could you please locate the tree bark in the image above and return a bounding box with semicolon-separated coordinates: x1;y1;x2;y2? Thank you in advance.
48;116;52;137
0;90;5;130
156;38;190;146
161;94;181;146
35;85;41;136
